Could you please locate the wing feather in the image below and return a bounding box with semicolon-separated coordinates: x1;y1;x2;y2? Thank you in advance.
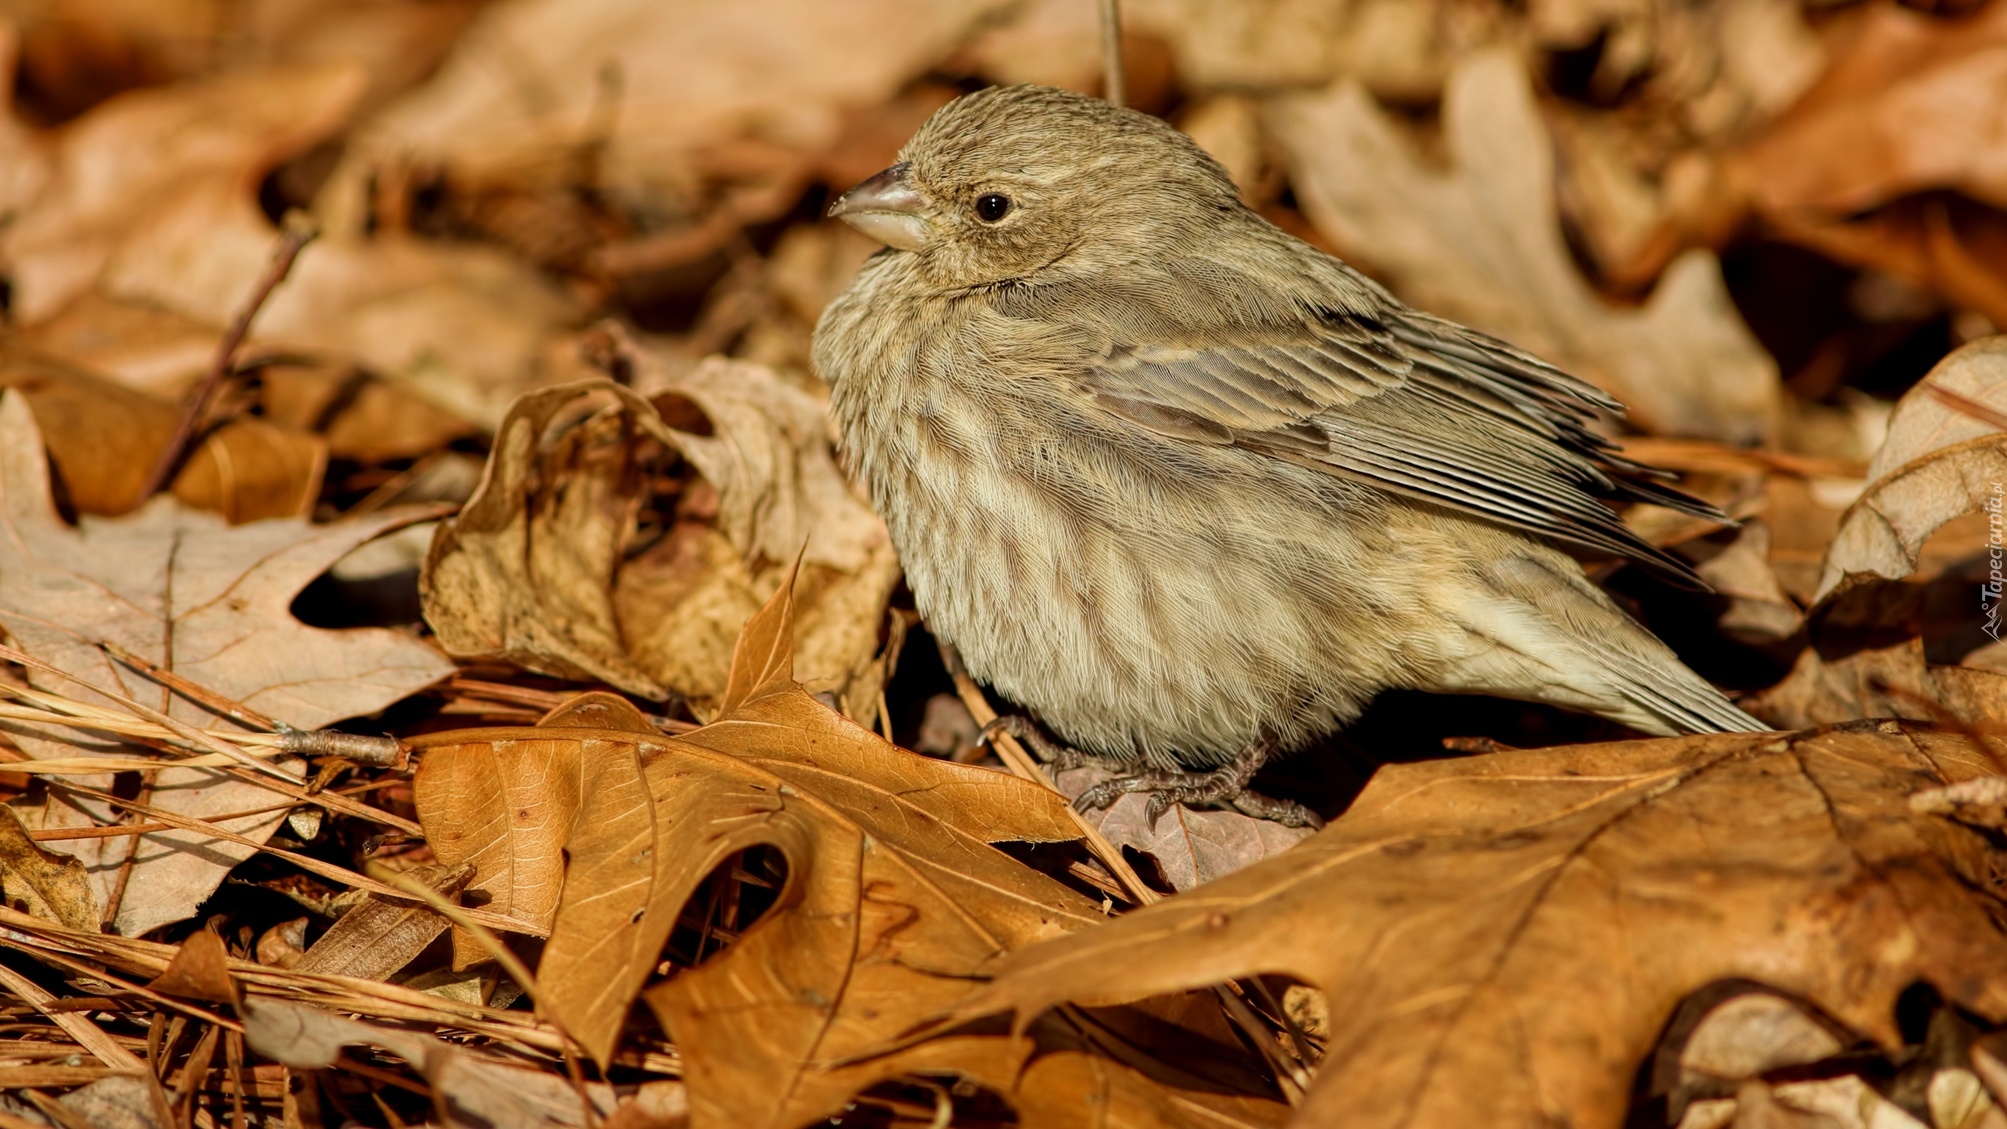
1082;309;1724;584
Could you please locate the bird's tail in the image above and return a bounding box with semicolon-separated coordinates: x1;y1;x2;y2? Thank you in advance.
1434;550;1771;736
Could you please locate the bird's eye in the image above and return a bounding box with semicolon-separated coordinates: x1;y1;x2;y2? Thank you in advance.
975;193;1013;223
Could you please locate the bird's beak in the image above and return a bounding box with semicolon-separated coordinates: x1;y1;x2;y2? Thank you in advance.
828;162;930;251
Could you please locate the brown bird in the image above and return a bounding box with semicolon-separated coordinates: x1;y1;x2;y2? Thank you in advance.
812;85;1766;827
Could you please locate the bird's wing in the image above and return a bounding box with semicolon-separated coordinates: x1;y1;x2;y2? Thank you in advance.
1079;307;1723;583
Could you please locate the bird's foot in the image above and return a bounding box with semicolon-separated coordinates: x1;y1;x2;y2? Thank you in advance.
1073;740;1323;830
978;715;1094;771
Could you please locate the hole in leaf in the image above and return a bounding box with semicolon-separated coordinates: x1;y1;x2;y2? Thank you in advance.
657;844;788;974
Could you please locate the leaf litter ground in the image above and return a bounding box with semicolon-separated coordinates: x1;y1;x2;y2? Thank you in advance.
4;2;2007;1128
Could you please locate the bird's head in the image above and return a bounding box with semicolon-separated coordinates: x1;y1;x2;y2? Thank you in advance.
828;85;1244;288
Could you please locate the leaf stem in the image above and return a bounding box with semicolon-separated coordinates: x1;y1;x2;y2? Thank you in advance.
138;210;320;501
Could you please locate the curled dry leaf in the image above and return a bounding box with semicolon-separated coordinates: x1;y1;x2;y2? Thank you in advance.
1054;764;1313;892
0;803;100;931
0;392;454;936
1268;48;1780;443
1742;637;2007;731
412;574;1102;1128
421;366;899;713
935;725;2007;1128
1815;336;2007;605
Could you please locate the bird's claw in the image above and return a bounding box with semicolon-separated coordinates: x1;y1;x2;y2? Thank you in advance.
1070;741;1323;830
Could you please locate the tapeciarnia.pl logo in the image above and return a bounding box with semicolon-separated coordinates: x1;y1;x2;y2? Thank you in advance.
1986;481;2004;642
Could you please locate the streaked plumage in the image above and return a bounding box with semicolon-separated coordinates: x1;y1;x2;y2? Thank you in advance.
813;85;1765;782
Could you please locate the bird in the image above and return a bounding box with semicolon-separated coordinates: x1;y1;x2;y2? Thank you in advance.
811;84;1767;827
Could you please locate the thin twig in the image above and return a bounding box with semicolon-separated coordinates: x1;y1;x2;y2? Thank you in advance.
138;211;320;500
1098;0;1127;107
101;643;282;733
98;775;154;929
0;642;303;786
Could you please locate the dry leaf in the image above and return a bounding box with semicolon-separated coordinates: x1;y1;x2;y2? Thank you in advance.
1268;48;1780;443
1720;3;2007;222
1755;195;2007;334
1674;7;2007;329
1815;336;2007;605
1930;1069;2007;1129
258;363;478;466
1740;1075;1930;1129
421;367;898;712
148;929;241;1005
318;0;1023;274
0;25;51;230
0;0;481;122
971;0;1494;103
413;574;1103;1128
0;803;100;931
937;726;2007;1127
1680;992;1847;1082
0;392;453;936
0;60;577;430
1054;764;1313;892
289;865;466;981
17;292;225;399
1742;639;2007;730
241;998;623;1129
835;1010;1290;1129
254;917;307;968
2;335;326;520
1687;520;1806;645
0;64;365;325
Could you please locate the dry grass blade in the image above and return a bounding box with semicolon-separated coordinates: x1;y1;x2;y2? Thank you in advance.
0;907;636;1066
0;641;302;786
0;960;146;1071
48;783;536;937
367;861;602;1129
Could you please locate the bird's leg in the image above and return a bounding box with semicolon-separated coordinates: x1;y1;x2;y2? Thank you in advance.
978;715;1095;771
1073;740;1324;830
